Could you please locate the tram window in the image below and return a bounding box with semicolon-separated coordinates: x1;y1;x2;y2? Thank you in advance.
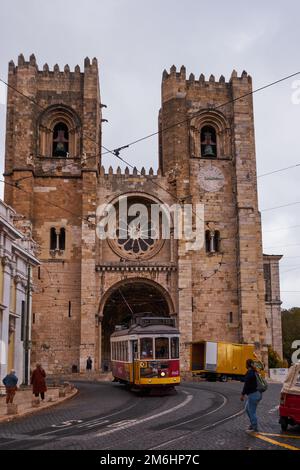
122;341;128;361
133;341;138;360
140;338;153;359
171;337;179;359
155;337;169;359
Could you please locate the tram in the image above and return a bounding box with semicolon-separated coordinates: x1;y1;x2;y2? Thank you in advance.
110;316;180;390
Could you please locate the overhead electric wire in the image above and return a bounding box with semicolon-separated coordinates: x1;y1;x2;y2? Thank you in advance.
263;224;300;233
101;70;300;155
1;69;300;294
0;179;88;222
258;163;300;178
263;242;300;249
261;201;300;212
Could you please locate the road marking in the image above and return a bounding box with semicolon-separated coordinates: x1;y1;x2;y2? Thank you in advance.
268;405;279;414
108;419;137;428
17;401;140;439
253;433;300;451
51;420;83;428
160;394;227;431
78;420;109;429
258;432;300;440
95;393;193;437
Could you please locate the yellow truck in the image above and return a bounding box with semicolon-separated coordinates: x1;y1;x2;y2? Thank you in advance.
190;341;265;381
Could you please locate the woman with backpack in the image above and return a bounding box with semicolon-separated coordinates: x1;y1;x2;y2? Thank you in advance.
240;359;267;433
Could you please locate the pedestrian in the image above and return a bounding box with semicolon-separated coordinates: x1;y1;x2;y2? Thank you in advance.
86;356;93;371
240;359;262;432
2;369;18;404
30;363;47;401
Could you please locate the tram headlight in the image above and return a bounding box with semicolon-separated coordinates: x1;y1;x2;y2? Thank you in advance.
160;371;166;377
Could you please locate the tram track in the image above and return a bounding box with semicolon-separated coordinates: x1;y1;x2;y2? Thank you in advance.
0;381;245;450
148;384;244;450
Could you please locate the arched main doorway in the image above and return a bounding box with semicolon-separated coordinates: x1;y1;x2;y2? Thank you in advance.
100;279;173;371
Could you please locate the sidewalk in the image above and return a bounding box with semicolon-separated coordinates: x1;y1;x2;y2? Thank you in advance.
50;371;113;383
0;384;78;423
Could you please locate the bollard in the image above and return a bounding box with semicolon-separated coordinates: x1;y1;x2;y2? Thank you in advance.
32;398;40;407
6;403;18;415
59;388;66;398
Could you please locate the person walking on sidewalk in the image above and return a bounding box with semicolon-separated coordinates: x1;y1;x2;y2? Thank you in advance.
2;369;18;404
240;359;262;432
31;363;47;401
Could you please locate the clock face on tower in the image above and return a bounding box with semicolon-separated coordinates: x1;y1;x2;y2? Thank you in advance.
198;166;225;192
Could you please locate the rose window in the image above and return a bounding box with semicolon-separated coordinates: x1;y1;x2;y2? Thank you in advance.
107;196;165;260
117;216;158;255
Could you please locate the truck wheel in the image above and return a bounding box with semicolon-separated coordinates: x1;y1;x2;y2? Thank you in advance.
207;374;217;382
280;417;288;432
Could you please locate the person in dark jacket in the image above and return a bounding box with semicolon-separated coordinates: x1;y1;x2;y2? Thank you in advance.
240;359;262;432
2;369;18;404
31;363;47;400
86;356;93;371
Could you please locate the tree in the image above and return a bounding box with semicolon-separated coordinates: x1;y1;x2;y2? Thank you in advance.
268;345;288;368
282;307;300;365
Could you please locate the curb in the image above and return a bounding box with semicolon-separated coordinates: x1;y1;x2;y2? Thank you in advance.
0;388;78;424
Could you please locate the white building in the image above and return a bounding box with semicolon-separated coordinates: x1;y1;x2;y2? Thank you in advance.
0;200;39;385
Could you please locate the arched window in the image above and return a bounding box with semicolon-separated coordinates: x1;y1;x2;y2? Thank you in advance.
205;229;221;254
50;227;57;250
59;228;66;250
214;230;220;252
52;122;69;157
50;227;66;252
201;125;217;158
205;230;211;252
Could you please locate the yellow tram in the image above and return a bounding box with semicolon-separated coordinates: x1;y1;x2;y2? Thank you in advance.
110;316;180;390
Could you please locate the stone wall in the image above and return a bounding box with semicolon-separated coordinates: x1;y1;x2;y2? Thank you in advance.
3;56;282;373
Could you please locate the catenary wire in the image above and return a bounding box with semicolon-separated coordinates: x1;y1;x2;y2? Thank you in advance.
1;70;300;294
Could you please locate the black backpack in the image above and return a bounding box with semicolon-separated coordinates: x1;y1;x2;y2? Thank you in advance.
256;372;268;392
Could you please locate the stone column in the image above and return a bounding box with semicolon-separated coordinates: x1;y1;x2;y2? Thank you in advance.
0;259;12;378
14;279;25;383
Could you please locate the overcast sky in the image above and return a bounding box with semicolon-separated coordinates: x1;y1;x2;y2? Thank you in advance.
0;0;299;308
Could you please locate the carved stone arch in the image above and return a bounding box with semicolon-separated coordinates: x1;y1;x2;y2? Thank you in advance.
97;277;176;370
189;109;231;158
37;104;82;158
97;277;175;319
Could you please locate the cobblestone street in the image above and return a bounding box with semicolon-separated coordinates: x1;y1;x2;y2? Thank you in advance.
0;380;298;451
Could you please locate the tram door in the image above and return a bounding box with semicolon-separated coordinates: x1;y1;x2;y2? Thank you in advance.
131;340;138;382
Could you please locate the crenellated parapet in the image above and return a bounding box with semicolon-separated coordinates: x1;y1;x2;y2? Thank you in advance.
8;53;98;78
99;165;164;180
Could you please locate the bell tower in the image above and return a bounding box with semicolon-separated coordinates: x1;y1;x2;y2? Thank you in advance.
160;66;267;367
4;54;102;373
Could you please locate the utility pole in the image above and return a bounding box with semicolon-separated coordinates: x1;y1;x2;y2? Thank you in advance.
24;265;31;385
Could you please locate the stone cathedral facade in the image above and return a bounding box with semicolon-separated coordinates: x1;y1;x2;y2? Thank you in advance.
3;54;282;374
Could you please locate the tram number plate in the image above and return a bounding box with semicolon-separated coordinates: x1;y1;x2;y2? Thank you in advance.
149;362;168;369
